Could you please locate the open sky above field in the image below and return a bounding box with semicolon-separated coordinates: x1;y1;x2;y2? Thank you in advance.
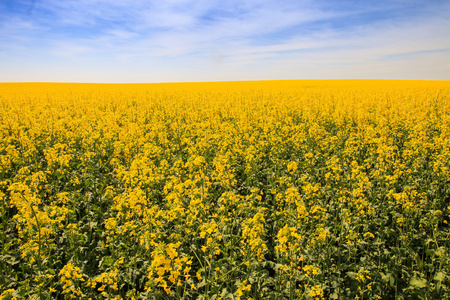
1;0;449;82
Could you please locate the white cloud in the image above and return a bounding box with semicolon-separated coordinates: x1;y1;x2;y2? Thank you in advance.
0;0;449;81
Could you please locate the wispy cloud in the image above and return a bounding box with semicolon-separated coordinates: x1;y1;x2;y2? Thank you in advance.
0;0;449;82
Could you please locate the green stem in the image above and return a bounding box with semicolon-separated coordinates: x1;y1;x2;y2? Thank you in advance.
1;195;7;255
215;261;247;282
21;194;42;271
1;194;8;287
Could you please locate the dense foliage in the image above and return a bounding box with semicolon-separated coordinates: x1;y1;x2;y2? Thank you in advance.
1;80;450;299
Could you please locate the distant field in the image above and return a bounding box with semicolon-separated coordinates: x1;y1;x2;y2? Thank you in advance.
1;80;449;299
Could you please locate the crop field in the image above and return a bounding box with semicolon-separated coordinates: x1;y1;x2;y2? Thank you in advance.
1;80;450;299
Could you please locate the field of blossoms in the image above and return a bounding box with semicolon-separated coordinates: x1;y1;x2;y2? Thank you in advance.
1;80;450;299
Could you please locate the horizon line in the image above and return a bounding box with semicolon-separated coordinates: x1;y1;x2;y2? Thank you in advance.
1;79;449;84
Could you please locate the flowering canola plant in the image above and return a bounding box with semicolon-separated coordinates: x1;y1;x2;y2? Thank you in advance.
1;80;450;299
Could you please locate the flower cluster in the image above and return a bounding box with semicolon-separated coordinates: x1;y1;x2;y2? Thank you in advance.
1;80;449;299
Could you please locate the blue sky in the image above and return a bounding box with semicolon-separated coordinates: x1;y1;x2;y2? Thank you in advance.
0;0;449;82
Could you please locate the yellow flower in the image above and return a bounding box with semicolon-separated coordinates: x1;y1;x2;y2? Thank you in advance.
303;265;321;277
308;285;324;300
363;232;375;239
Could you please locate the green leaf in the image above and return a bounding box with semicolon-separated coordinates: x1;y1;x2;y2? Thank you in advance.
102;256;114;267
220;288;229;297
409;276;427;289
434;272;445;282
330;292;339;299
381;272;395;287
197;279;207;288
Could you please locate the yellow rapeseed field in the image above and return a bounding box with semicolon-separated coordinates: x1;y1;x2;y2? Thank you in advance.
1;80;449;299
